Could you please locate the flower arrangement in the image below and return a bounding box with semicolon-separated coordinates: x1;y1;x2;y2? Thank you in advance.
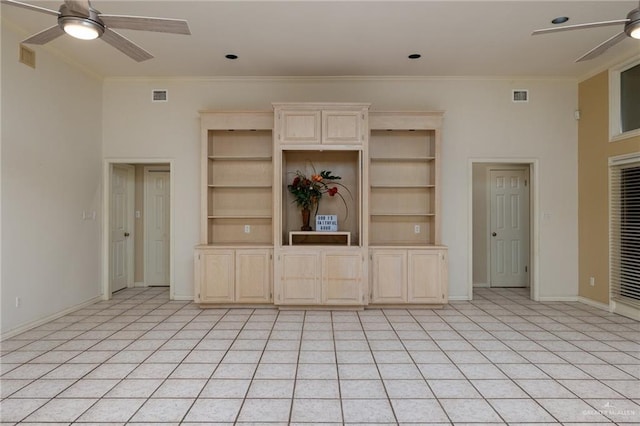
287;166;351;219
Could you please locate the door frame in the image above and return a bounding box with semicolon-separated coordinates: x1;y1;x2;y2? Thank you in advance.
144;165;171;286
102;158;175;300
468;158;539;301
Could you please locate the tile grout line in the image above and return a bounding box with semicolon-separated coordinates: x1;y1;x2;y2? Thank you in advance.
357;309;400;424
330;310;345;424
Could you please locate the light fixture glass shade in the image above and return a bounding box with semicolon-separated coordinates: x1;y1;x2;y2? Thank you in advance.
62;19;101;40
630;25;640;39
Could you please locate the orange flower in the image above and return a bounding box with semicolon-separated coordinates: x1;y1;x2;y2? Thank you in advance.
287;166;352;219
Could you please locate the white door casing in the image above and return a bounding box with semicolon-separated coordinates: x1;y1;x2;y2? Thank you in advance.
489;168;530;287
144;167;170;286
110;164;134;293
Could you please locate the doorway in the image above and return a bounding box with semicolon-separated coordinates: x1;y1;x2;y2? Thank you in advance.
103;160;173;299
470;160;538;300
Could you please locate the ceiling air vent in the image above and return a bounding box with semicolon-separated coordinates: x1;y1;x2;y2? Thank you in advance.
19;44;35;69
152;89;168;102
512;89;529;103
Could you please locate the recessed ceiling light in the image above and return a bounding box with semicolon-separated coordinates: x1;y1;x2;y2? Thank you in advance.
551;16;569;24
225;54;238;60
408;54;421;59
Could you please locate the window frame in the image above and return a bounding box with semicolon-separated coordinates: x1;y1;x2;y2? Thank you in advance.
609;56;640;142
609;152;640;319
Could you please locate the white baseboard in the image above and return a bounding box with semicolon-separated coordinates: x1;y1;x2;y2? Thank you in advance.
611;300;640;321
577;296;611;312
172;294;194;301
1;295;103;341
473;282;490;288
134;282;146;288
448;295;471;301
538;296;578;302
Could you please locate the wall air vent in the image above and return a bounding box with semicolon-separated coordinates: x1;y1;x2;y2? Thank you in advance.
512;89;529;103
19;44;35;69
152;89;168;102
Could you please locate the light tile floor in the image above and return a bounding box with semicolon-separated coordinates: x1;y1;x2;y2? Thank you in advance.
1;287;639;425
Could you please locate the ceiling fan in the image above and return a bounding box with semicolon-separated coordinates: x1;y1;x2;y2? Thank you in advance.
0;0;190;62
532;1;640;62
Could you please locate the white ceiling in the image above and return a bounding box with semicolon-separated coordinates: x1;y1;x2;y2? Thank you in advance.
2;0;639;78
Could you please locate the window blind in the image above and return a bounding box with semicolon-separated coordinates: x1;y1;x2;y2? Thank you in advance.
610;155;640;309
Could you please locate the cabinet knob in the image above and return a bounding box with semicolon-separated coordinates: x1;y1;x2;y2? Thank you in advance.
124;232;130;237
491;232;497;237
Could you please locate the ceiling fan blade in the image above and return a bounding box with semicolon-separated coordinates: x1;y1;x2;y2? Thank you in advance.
99;14;191;35
576;31;628;62
101;28;153;62
22;25;65;45
0;0;59;16
532;19;629;35
64;0;90;14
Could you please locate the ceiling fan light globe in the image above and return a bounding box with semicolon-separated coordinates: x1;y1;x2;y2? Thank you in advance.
59;17;103;40
624;9;640;39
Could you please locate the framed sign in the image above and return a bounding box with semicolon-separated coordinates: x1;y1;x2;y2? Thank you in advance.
316;214;338;232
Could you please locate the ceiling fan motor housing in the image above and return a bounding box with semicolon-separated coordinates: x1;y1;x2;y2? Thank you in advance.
624;8;640;38
57;3;105;38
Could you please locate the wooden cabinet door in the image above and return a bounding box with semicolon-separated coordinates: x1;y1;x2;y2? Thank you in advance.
235;250;272;303
322;251;363;305
322;110;364;145
278;110;321;144
199;250;235;303
408;250;445;303
371;250;407;303
278;251;320;304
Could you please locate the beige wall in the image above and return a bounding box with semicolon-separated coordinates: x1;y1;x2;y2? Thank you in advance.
103;77;579;300
578;71;640;304
2;24;103;335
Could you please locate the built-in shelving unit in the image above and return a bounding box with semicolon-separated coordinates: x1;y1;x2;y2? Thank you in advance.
195;112;274;306
195;107;447;308
368;112;447;305
273;103;369;307
204;126;273;245
368;113;442;246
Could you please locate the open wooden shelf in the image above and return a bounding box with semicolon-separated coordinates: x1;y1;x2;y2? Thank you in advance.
202;117;274;245
369;116;440;247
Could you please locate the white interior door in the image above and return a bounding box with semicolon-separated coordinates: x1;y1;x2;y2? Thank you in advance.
490;168;529;287
144;168;170;286
110;164;134;293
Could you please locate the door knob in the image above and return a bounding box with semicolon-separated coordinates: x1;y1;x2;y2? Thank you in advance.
124;232;130;237
491;232;497;237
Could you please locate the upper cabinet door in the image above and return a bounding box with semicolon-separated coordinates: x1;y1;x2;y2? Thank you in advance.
322;110;364;145
275;104;368;146
279;110;321;144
